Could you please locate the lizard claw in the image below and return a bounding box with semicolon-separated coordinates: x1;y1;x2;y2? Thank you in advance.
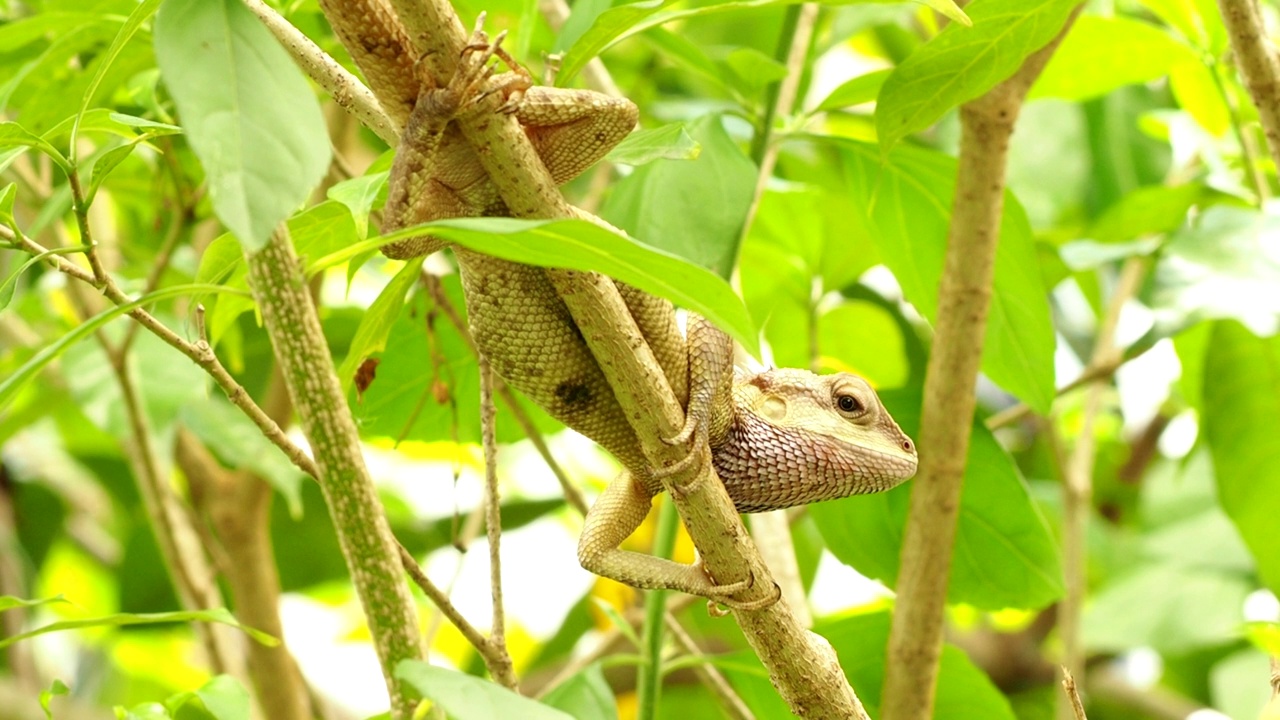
695;564;781;613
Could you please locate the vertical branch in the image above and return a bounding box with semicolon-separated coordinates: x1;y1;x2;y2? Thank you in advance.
478;357;517;689
880;11;1080;720
1056;258;1143;720
244;224;423;719
636;499;678;720
1217;0;1280;173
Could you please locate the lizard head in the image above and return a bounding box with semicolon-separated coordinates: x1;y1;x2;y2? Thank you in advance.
721;368;917;510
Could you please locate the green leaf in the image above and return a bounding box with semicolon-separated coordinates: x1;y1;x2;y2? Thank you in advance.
1150;206;1280;336
1203;321;1280;594
814;69;891;112
601;114;755;280
0;182;17;234
40;679;69;720
1083;562;1251;653
327;170;389;240
0;607;277;649
826;136;1055;412
1139;0;1226;53
541;664;618;720
0;246;90;311
396;661;574;720
337;260;420;390
1170;59;1231;137
812;389;1063;610
117;703;172;720
88;141;142;202
875;0;1079;150
606;123;700;165
70;0;165;158
193;676;250;720
556;0;669;86
321;217;760;358
0;121;71;172
153;0;331;250
0;284;250;411
1;595;67;612
178;398;306;517
1031;16;1198;102
1087;182;1202;243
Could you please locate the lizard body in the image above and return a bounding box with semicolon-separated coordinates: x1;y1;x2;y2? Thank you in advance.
327;7;918;602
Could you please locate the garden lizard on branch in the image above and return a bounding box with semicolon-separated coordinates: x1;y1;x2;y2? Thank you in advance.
332;10;918;603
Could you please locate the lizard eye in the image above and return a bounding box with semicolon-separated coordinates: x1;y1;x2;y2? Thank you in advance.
836;394;863;415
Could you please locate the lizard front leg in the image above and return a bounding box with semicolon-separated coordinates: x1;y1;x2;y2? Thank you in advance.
578;317;778;610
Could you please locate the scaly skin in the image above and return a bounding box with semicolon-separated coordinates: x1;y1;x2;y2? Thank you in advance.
324;4;918;603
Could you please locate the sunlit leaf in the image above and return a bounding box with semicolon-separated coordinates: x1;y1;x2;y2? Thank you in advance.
318;217;760;357
396;661;574;720
606;123;700;165
876;0;1079;149
0;607;277;649
1031;16;1197;102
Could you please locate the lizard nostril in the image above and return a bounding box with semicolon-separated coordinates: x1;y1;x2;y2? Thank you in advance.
903;439;914;453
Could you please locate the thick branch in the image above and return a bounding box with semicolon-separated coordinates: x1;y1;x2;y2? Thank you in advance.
880;10;1081;720
244;225;422;719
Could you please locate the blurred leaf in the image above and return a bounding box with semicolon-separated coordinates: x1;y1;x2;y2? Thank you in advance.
1031;16;1197;101
1203;321;1280;593
827;136;1055;412
1210;649;1272;720
1;595;67;612
1082;562;1250;653
396;661;574;719
1245;622;1280;655
154;0;330;250
70;0;164;155
602;114;755;280
876;0;1079;149
0;121;71;172
607;123;700;165
812;389;1063;609
0;607;277;649
1059;238;1161;270
40;679;69;719
192;676;250;720
1170;60;1231;136
815;69;891;112
0;182;16;233
0;284;248;411
119;702;172;720
0;245;90;311
541;663;618;720
1088;182;1202;243
88;141;143;202
178;398;306;517
1150;206;1280;336
1139;0;1226;53
333;216;759;357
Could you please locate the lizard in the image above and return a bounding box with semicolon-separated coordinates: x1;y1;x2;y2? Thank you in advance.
319;4;919;605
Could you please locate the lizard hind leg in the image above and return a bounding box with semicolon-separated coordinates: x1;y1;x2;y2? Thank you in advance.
578;471;755;606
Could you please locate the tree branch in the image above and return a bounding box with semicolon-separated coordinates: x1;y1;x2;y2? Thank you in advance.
880;9;1081;719
244;224;422;719
1217;0;1280;173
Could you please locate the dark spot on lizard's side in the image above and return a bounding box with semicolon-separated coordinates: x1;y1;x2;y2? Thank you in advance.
594;131;607;143
555;381;592;408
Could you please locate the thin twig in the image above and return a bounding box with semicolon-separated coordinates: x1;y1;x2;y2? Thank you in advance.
664;614;755;720
1061;668;1088;720
479;357;517;689
985;354;1129;430
1217;0;1280;174
7;233;320;481
1056;257;1144;720
243;0;399;145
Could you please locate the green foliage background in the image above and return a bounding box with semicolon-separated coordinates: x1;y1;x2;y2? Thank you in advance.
1;0;1279;718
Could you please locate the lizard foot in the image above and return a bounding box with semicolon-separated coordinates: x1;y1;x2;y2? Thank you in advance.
697;563;782;613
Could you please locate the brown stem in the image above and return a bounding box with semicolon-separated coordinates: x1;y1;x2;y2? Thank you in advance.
1061;668;1088;720
1056;258;1144;720
478;357;517;689
1217;0;1280;174
880;10;1080;720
